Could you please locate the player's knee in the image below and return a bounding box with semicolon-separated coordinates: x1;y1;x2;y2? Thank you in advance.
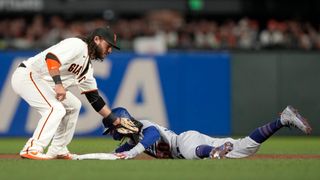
71;98;82;112
195;145;213;159
52;103;67;118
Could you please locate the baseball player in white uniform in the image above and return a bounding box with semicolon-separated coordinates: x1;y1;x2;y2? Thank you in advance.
73;106;312;160
11;27;140;160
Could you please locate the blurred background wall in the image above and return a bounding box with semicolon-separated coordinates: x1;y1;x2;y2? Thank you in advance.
0;0;319;136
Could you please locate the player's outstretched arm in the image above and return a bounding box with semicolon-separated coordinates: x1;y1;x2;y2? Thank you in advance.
83;90;120;126
115;126;160;159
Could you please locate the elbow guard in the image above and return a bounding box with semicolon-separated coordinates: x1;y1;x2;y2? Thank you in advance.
85;90;106;112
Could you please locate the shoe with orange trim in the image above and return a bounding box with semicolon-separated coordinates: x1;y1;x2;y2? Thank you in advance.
20;151;51;160
46;153;77;160
55;153;76;160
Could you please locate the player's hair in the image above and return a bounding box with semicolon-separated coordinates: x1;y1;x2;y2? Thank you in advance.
79;35;104;61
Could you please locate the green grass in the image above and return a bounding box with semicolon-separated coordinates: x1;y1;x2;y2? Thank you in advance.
1;137;320;180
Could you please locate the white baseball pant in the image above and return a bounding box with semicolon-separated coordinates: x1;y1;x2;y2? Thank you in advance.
177;131;261;159
11;66;81;155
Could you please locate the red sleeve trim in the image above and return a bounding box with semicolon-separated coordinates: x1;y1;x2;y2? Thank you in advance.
81;89;98;94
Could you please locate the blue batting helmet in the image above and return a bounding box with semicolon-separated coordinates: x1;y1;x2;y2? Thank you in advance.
112;107;133;119
102;107;132;136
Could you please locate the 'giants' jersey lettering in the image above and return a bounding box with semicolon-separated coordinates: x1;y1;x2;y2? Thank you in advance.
68;63;83;75
78;76;86;83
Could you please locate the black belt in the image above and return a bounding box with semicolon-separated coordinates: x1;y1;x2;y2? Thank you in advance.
176;147;185;159
18;63;26;68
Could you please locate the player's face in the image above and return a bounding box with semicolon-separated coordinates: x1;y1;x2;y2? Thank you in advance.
99;39;113;57
94;36;113;59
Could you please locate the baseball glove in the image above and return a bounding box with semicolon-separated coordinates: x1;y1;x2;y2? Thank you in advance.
116;118;143;134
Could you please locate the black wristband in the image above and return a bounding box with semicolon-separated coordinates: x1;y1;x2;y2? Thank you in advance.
52;75;62;84
102;112;117;127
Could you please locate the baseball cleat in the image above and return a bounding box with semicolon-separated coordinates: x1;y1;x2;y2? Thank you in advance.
46;153;77;160
55;153;77;160
210;142;233;159
20;151;51;160
280;105;312;134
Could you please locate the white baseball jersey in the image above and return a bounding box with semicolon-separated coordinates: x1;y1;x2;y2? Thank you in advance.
23;37;97;92
137;120;181;158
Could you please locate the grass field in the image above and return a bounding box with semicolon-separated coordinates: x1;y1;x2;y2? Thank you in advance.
0;136;319;180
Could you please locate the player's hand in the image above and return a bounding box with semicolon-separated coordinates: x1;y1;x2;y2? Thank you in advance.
112;118;121;126
114;152;133;160
55;84;66;101
114;152;127;159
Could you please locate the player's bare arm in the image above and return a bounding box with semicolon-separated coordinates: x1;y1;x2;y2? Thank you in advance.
83;90;120;126
50;69;66;101
99;106;120;126
46;53;66;101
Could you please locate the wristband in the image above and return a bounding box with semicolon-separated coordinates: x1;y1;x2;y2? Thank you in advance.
52;75;62;84
102;112;117;127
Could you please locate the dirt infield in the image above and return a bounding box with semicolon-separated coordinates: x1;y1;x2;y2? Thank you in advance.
0;154;21;159
1;153;320;160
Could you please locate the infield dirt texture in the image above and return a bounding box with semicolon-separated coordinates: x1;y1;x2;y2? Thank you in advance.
0;137;319;180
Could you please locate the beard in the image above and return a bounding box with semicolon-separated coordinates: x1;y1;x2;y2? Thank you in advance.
91;43;105;61
95;45;105;61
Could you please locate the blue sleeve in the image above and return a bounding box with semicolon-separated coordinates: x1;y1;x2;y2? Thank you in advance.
115;142;135;153
140;126;161;149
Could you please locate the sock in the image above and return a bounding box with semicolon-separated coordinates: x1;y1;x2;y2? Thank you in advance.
195;145;214;158
249;118;284;144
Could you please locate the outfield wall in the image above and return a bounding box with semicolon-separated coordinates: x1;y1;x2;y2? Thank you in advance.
0;51;231;136
232;51;320;135
0;51;319;136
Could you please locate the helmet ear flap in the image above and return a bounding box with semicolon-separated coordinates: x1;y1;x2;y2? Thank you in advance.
112;130;124;140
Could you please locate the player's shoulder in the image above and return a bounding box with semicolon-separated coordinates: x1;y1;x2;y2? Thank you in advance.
139;120;168;132
139;120;156;128
53;38;87;55
60;37;86;46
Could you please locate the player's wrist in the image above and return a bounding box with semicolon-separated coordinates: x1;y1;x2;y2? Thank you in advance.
52;75;62;84
102;112;117;127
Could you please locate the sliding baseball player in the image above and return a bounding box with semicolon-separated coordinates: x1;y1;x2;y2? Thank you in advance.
73;106;312;160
